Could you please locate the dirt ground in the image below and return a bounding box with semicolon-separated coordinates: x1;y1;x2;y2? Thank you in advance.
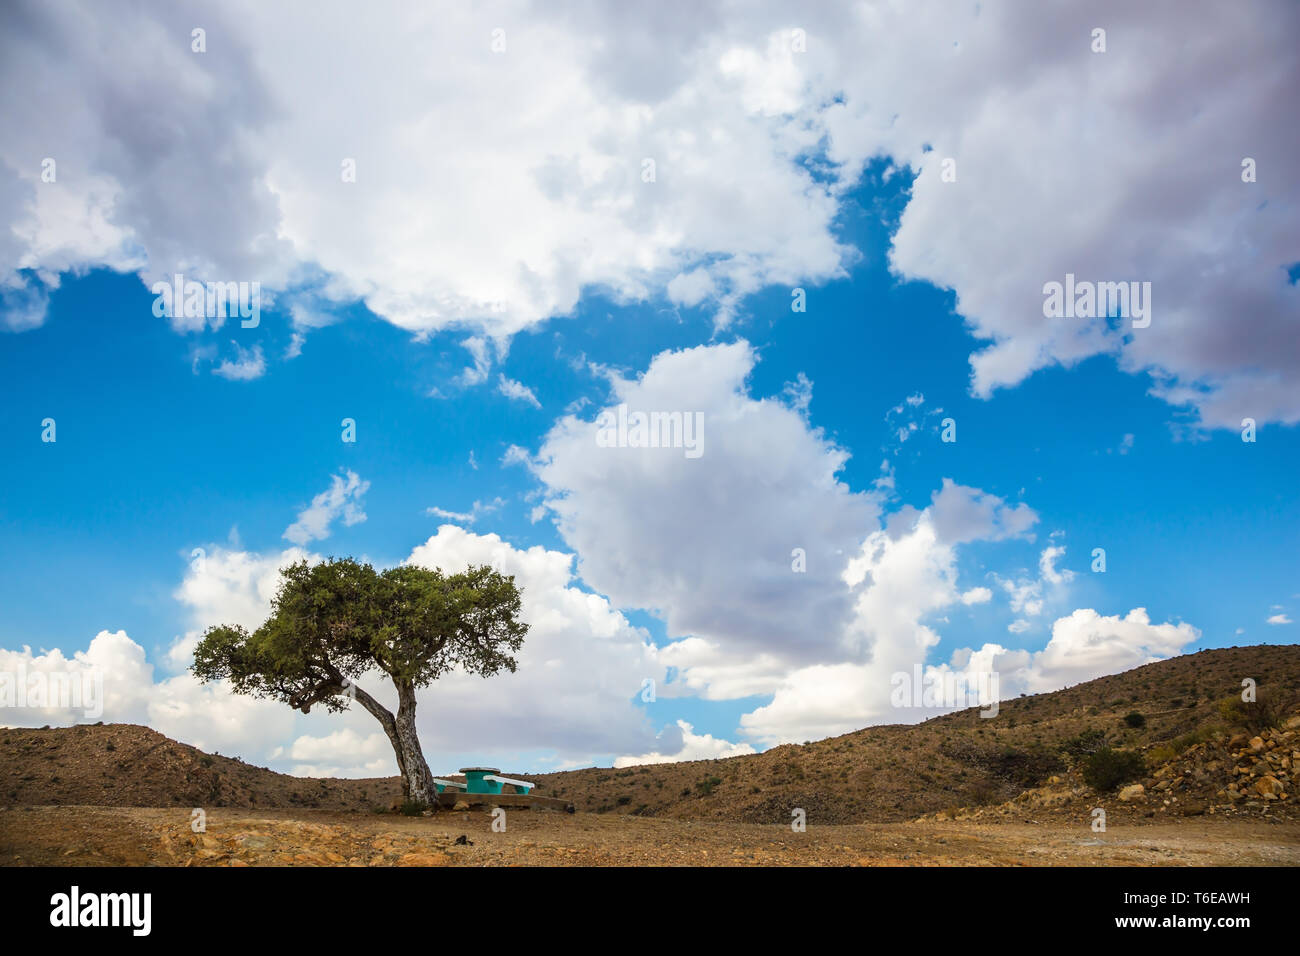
2;805;1296;866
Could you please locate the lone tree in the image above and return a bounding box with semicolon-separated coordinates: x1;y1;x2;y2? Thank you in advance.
192;557;527;808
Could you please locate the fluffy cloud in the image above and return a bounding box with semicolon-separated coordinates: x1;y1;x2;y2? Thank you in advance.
424;497;504;526
402;526;662;758
283;470;369;546
280;728;392;777
743;601;1201;746
614;719;755;768
928;478;1039;545
828;2;1300;426
173;544;315;636
212;342;266;381
534;340;878;684
498;375;541;408
993;544;1077;628
0;631;146;724
945;607;1200;697
738;509;970;744
0;629;299;758
6;2;1290;422
0;1;846;347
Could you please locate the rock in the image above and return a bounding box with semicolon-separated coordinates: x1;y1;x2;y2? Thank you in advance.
395;851;452;867
1283;716;1300;731
1118;784;1145;802
1255;776;1284;798
1249;736;1266;752
452;800;470;812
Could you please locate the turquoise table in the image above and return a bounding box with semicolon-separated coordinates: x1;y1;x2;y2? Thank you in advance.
460;767;503;794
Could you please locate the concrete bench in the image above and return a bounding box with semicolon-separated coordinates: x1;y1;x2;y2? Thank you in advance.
485;774;534;795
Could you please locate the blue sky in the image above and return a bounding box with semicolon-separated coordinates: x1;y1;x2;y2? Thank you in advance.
1;1;1297;776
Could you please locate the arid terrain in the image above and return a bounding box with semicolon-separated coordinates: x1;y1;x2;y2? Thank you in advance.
3;644;1299;866
3;805;1297;867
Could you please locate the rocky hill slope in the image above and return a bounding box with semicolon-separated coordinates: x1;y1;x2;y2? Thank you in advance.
3;644;1297;823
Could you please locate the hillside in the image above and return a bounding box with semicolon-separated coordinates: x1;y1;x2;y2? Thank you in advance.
0;722;401;811
530;643;1300;822
2;644;1298;824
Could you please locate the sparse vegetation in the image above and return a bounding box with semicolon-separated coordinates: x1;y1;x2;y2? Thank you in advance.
1169;726;1216;752
1217;690;1289;735
1081;748;1146;792
695;776;723;796
1145;744;1177;767
1060;728;1108;763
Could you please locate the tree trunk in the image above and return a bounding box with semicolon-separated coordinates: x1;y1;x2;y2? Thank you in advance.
347;679;436;809
394;680;437;807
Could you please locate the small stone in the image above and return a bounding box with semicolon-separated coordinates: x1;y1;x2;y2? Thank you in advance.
1255;776;1284;798
1118;783;1145;802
